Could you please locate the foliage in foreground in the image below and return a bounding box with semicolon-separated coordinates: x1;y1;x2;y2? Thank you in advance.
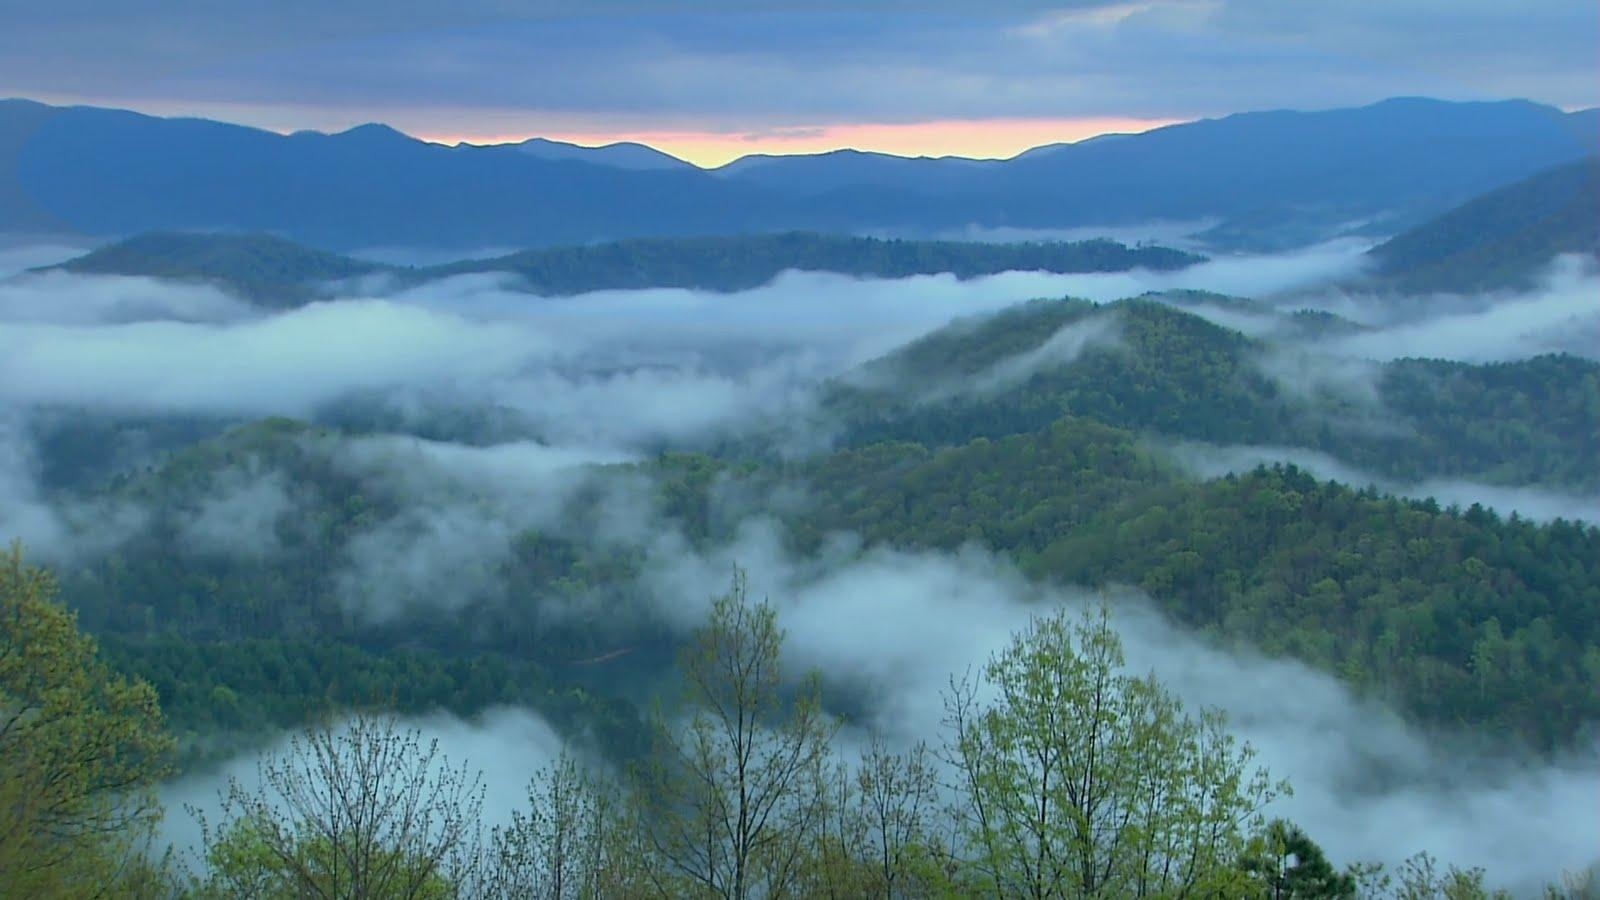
5;551;1592;898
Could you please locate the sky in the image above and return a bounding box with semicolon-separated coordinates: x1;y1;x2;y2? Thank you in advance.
0;0;1595;164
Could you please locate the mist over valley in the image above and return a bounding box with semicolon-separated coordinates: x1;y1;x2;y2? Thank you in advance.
1;17;1598;896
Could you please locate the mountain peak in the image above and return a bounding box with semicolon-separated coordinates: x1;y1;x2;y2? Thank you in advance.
331;122;415;144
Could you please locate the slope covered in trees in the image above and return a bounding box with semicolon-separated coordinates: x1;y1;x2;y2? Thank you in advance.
24;395;1597;757
1365;157;1600;293
429;231;1200;293
824;297;1600;489
53;231;383;306
37;230;1201;304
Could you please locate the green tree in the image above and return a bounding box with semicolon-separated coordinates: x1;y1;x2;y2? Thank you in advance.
483;751;648;899
191;712;484;899
1241;820;1358;898
942;604;1283;898
635;567;838;900
0;545;174;897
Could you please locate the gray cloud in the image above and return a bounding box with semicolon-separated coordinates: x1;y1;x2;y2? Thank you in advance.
0;271;254;326
326;435;642;622
1;2;1592;133
0;252;1360;457
175;463;299;560
0;241;95;279
1300;256;1600;364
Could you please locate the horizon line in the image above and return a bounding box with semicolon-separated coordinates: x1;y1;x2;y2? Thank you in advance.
4;93;1591;169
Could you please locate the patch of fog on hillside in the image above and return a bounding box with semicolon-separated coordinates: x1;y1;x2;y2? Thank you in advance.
0;241;1370;461
175;464;299;560
0;240;97;279
1282;255;1600;363
323;434;650;622
0;413;150;561
0;271;255;325
634;523;1600;895
1164;441;1599;525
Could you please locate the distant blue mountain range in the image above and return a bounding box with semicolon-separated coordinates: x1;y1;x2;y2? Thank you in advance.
1;96;1593;251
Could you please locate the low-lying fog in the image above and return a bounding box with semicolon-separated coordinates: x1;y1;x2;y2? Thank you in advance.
1;236;1595;893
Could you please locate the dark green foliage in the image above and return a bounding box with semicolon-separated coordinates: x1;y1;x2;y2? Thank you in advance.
1362;355;1600;485
97;637;646;767
827;296;1600;489
1367;157;1600;293
1242;821;1358;899
44;420;661;765
44;230;1200;305
54;231;381;307
782;421;1600;749
435;231;1199;293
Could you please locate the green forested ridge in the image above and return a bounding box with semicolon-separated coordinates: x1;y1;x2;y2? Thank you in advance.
434;231;1202;292
31;395;1600;758
776;421;1600;749
1366;157;1600;293
53;231;383;306
39;230;1202;303
16;293;1595;759
826;296;1600;489
51;419;656;763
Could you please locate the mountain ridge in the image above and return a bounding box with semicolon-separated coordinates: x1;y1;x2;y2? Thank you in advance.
3;96;1594;250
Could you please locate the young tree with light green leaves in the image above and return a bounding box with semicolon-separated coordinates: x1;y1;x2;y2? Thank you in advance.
634;566;838;900
191;713;484;899
481;751;649;899
0;544;174;898
942;604;1284;899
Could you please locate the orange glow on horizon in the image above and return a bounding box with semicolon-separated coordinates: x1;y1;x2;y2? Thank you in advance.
422;116;1186;167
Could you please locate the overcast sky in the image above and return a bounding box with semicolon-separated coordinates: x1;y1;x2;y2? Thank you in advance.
1;0;1594;162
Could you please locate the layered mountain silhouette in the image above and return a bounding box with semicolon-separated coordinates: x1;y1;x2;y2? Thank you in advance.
2;96;1594;251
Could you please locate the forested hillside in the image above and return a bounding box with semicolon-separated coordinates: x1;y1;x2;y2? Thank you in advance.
1366;157;1600;292
824;297;1600;489
40;230;1201;302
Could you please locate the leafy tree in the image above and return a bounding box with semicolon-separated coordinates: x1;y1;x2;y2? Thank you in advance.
942;604;1283;898
0;544;173;897
191;713;484;899
1241;820;1358;898
1356;851;1513;900
851;737;951;898
635;567;837;900
482;751;648;899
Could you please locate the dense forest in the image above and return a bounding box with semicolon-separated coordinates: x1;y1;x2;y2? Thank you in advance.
1365;157;1600;293
822;297;1600;489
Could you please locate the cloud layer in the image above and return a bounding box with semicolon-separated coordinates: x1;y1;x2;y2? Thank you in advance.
4;2;1594;137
